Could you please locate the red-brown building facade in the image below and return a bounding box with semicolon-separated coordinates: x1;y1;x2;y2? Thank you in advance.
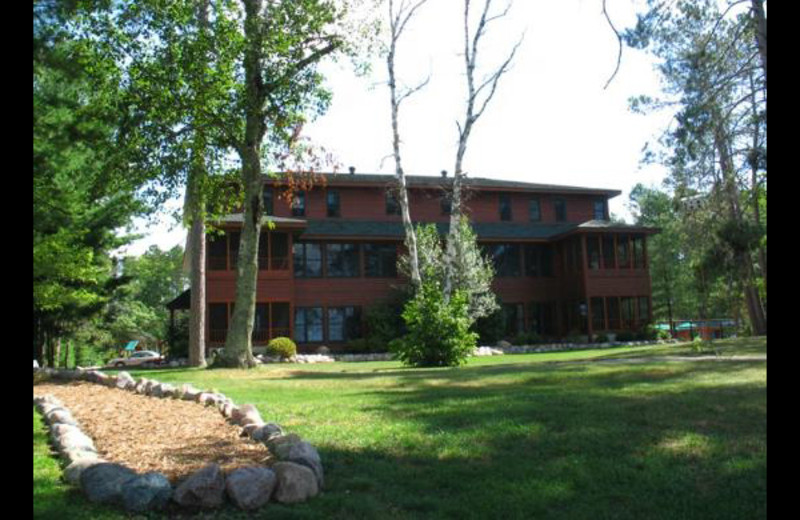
190;172;658;352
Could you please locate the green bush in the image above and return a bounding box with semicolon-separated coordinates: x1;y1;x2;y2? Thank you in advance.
390;283;477;367
595;333;609;343
266;337;297;359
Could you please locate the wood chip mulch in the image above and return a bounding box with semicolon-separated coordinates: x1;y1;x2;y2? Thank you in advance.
33;381;273;483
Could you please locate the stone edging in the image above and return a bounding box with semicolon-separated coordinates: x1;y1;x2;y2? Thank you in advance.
33;368;323;512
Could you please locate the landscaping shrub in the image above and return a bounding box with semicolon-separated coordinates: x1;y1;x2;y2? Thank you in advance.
266;337;297;359
472;306;505;344
595;333;610;343
390;282;477;367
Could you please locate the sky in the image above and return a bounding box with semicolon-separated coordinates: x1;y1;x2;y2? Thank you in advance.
120;0;676;257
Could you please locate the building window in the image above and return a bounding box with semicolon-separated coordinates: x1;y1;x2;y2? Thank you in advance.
440;193;452;215
632;235;645;268
262;187;274;216
208;303;228;343
607;297;620;329
364;243;397;278
529;199;541;222
617;234;630;268
499;193;512;221
326;243;359;277
294;307;323;343
602;235;615;269
621;297;635;329
525;244;554;277
291;191;306;217
554;198;567;222
327;190;340;217
207;234;228;271
502;303;525;337
386;191;401;215
593;199;607;220
638;296;650;325
586;235;601;270
488;243;521;277
327;306;362;342
228;231;240;270
293;242;322;278
591;297;606;331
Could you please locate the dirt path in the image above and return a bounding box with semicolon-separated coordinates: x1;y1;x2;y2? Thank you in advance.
33;381;272;482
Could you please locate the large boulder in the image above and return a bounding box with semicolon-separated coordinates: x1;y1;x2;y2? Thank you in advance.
53;428;96;455
80;462;138;504
64;458;106;485
121;472;173;512
272;441;324;488
272;462;319;504
225;466;277;510
172;463;226;508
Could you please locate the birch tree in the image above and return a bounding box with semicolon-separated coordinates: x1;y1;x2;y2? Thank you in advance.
442;0;522;301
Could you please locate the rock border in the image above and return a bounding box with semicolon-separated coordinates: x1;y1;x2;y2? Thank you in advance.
34;367;324;512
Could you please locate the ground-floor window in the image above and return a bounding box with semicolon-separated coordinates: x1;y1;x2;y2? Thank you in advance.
591;297;606;331
294;307;323;343
327;306;362;342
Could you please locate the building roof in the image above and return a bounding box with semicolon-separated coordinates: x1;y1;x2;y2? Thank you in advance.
264;172;622;198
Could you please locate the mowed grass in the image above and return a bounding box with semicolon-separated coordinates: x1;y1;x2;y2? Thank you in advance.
34;337;766;519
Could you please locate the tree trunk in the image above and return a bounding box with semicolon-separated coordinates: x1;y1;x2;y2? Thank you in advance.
188;213;207;367
220;0;264;369
751;0;767;86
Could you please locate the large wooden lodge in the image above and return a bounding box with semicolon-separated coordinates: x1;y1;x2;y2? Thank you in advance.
174;171;658;353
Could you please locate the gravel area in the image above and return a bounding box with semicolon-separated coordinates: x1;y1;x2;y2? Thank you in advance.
33;381;272;482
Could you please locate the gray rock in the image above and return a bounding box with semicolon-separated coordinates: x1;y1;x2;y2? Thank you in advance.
53;428;96;454
115;371;135;390
34;359;40;369
173;463;225;508
181;384;202;401
265;433;302;452
80;462;138;504
272;462;319;504
121;472;173;512
225;466;276;510
252;423;283;442
272;441;324;487
64;458;106;485
45;409;78;426
231;404;262;426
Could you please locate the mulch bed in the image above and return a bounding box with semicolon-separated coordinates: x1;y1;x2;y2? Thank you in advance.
33;381;272;483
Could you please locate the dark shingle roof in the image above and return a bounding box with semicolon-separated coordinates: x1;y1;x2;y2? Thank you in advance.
302;220;579;240
265;172;621;197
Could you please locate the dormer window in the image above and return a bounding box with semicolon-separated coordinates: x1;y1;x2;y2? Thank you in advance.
292;191;306;217
593;198;608;220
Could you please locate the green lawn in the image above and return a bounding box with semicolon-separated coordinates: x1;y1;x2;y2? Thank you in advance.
34;337;766;519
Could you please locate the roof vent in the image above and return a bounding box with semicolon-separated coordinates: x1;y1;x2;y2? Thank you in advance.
441;170;448;178
348;166;356;175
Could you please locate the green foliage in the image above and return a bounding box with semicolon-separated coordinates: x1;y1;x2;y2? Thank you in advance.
266;337;298;359
472;306;506;345
390;282;478;367
360;291;409;352
616;331;636;342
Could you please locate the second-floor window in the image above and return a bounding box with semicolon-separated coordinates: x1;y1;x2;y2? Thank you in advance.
593;199;607;220
441;193;452;215
293;242;322;277
292;191;306;217
487;243;521;277
529;198;541;222
499;194;512;221
386;191;401;215
326;243;359;277
262;187;274;216
554;198;567;222
327;190;340;217
364;243;398;278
